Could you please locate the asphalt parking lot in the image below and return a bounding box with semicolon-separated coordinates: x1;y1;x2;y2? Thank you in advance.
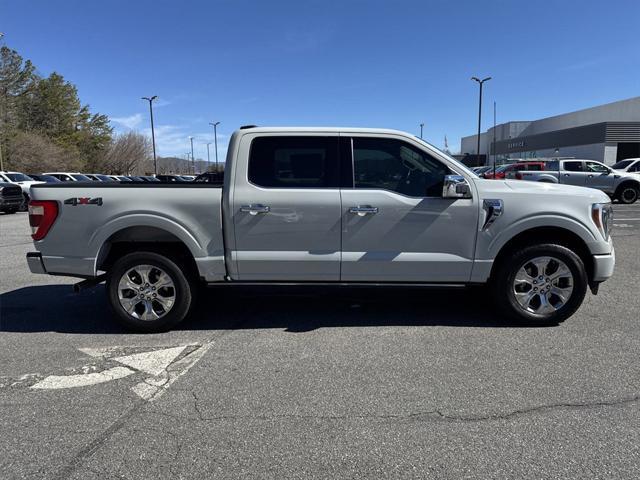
1;205;639;479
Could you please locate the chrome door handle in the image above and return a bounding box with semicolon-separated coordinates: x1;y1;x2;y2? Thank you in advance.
240;204;270;215
563;173;571;177
349;205;379;216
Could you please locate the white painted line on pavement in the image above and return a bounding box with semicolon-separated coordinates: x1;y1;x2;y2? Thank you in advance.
131;342;213;402
31;366;135;389
113;346;187;376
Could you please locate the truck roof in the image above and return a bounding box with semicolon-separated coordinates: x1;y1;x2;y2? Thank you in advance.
234;126;415;136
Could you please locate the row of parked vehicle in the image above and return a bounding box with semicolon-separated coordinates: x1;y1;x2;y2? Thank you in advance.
0;170;217;213
471;158;640;204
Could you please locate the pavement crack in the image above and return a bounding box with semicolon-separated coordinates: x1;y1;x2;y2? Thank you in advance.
414;394;640;423
143;393;640;424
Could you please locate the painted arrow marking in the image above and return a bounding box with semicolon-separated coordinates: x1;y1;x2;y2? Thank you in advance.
112;346;187;376
30;344;211;402
31;366;135;390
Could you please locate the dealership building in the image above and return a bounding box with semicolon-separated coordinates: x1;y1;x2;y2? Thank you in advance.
460;96;640;166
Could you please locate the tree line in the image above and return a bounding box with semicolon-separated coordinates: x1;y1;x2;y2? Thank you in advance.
0;44;159;175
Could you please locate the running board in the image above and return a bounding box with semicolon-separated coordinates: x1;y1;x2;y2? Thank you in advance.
207;281;468;288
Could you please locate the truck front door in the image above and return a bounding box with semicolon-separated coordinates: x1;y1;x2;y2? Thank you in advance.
584;161;615;193
231;134;342;281
340;136;479;282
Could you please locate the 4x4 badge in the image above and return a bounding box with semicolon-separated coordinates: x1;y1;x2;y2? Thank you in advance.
64;197;103;206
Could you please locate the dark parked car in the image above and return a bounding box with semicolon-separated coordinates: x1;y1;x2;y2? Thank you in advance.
27;174;62;183
156;174;188;182
194;172;224;185
0;182;24;214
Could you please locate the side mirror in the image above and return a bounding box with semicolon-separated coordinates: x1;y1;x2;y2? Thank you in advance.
442;175;472;199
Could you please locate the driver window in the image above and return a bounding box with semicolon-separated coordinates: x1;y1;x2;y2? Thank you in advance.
352;137;450;197
585;162;609;173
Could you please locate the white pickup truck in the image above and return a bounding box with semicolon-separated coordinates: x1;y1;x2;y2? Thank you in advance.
27;127;615;331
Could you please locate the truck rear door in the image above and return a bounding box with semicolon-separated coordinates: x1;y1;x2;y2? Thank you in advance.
231;134;342;281
560;160;587;186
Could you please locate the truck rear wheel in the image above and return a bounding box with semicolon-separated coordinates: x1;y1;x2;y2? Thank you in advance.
106;251;194;332
491;244;588;326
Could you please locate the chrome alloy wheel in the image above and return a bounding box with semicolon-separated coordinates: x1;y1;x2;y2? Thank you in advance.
512;256;574;316
117;265;176;321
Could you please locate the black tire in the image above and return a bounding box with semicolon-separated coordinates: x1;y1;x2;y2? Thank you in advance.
491;244;588;326
616;183;639;204
106;251;194;332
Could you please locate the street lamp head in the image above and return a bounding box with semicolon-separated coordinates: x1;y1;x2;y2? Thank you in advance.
483;76;492;82
209;121;221;127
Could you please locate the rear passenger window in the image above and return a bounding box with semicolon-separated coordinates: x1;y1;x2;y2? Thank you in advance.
248;136;339;188
564;161;583;172
352;137;450;197
527;164;541;171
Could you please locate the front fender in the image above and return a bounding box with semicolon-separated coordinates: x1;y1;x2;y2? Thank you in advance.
483;213;601;260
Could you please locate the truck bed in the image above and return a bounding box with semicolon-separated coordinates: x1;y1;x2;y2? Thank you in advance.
29;182;226;281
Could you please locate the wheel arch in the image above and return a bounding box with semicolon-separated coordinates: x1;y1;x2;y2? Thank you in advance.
96;225;200;281
489;226;593;283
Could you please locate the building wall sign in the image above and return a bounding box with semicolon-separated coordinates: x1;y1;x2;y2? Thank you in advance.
508;141;525;149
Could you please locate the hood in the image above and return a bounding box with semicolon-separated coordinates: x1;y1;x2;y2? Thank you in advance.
473;178;610;203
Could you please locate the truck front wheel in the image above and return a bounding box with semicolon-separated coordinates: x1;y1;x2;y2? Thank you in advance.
615;184;639;204
106;251;194;332
491;244;588;326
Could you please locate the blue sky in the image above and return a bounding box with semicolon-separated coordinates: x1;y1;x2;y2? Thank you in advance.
3;0;640;160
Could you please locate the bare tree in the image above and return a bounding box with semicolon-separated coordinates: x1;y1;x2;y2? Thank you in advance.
8;131;82;172
100;131;151;174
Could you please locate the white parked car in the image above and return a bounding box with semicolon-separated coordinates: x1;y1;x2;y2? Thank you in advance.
0;171;44;208
611;158;640;174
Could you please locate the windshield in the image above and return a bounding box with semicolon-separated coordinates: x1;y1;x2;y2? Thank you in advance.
612;160;633;170
5;173;33;182
96;174;116;181
71;174;92;181
40;175;61;182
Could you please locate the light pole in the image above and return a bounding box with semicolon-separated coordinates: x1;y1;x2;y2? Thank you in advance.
492;101;497;178
419;123;424;139
471;76;491;166
142;96;158;174
189;136;195;174
209;121;220;172
206;142;212;171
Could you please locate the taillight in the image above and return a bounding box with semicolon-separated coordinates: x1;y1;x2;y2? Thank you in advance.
28;200;58;240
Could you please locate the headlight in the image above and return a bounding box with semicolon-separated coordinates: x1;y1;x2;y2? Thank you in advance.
591;203;613;240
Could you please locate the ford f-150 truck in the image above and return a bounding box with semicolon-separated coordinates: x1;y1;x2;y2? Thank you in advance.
26;127;615;331
517;159;640;204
